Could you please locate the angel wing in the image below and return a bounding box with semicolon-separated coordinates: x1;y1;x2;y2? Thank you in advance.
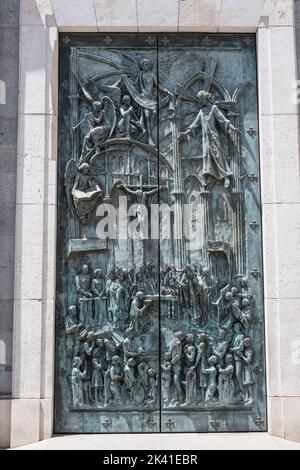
158;51;182;85
64;159;78;216
81;84;95;104
97;81;121;108
101;96;117;139
120;53;140;81
71;67;96;104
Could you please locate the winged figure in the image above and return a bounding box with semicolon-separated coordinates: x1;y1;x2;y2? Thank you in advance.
77;87;117;161
65;161;103;224
120;54;172;146
72;52;174;149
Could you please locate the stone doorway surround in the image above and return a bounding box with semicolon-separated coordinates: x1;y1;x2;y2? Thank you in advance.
2;0;300;448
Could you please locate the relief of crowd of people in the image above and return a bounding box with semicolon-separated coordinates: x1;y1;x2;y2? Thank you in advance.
65;260;257;409
160;272;256;408
161;327;255;409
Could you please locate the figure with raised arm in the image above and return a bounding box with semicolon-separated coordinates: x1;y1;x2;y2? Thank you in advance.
179;91;240;189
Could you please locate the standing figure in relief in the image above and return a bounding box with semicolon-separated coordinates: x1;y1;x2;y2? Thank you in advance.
194;332;211;403
218;354;235;405
219;291;235;332
238;337;255;406
123;327;144;364
122;270;133;315
137;58;168;146
169;331;185;406
146;368;158;406
109;270;126;329
239;277;255;308
230;322;245;398
71;356;86;409
82;331;95;403
202;355;218;404
91;346;104;405
179;266;199;322
231;286;239;303
212;328;231;365
136;265;146;292
129;291;152;336
106;269;116;323
183;334;197;406
126;267;135;290
179;90;240;189
92;269;107;327
65;305;81;373
122;56;172;147
200;267;217;320
124;357;137;393
117;95;142;139
103;330;118;364
73;322;88;359
103;330;119;405
161;265;171;291
161;352;172;407
233;298;254;332
138;362;150;391
118;268;131;325
148;263;158;294
75;264;93;325
107;355;123;406
195;274;206;325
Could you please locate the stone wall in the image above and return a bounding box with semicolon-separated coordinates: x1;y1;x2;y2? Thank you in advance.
0;0;19;448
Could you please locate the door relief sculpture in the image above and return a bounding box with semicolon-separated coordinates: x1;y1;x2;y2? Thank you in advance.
55;34;266;433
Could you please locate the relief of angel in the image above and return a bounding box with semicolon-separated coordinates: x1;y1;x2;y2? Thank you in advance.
178;89;241;189
121;55;172;147
78;90;117;161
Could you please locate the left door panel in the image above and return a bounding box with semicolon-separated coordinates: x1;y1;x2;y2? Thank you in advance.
55;34;160;433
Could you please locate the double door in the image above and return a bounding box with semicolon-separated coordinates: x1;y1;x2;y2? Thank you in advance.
55;33;267;433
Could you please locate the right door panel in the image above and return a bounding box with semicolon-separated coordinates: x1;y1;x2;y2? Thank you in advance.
158;34;267;432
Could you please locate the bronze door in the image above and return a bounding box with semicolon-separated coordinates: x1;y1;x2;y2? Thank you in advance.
55;33;267;433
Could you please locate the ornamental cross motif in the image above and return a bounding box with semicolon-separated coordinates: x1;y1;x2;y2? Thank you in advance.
103;36;112;45
145;36;155;46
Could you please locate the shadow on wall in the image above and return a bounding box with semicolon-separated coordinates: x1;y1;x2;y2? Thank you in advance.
11;0;58;410
0;81;6;105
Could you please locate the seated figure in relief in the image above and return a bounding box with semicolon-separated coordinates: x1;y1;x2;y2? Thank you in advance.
72;163;103;224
